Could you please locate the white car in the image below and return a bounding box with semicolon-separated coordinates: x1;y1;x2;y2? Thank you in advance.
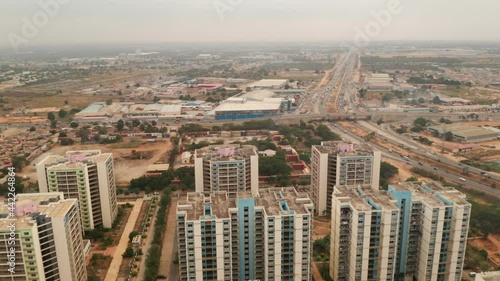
459;177;466;182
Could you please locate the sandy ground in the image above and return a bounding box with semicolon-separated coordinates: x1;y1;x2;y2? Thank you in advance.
469;234;500;268
0;127;27;137
22;139;173;186
105;199;144;281
384;159;422;183
313;218;331;240
0;116;47;124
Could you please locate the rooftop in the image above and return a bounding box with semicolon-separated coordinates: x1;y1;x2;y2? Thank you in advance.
39;150;112;170
0;193;76;230
333;185;399;211
239;90;276;101
248;79;288;88
195;145;257;161
314;141;375;157
177;187;313;221
215;100;281;112
389;181;469;207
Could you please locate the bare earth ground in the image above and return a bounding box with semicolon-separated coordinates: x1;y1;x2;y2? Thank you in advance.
313;217;331;240
0;127;26;137
158;196;179;281
22;139;173;186
384;159;419;183
469;234;500;269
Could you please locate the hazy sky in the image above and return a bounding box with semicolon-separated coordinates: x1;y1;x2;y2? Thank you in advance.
1;0;499;49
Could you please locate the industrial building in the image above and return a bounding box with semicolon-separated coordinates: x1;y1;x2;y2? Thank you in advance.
368;82;394;91
212;90;292;120
0;193;87;281
330;182;471;281
247;79;289;89
36;150;118;230
176;187;313;281
311;141;381;215
428;124;499;143
74;102;187;123
367;73;393;83
194;145;259;198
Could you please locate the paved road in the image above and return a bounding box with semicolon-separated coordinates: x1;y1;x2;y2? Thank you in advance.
158;196;179;281
331;123;500;198
106;199;144;281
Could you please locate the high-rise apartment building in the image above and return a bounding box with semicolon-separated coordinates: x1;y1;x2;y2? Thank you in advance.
388;182;470;281
330;185;400;281
329;182;471;281
36;150;117;230
176;187;314;281
311;141;381;215
0;193;87;281
194;145;259;198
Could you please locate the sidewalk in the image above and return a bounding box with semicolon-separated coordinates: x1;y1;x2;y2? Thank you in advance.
105;198;144;281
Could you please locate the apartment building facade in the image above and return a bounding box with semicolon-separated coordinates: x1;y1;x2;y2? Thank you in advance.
388;182;471;281
176;187;314;281
311;141;381;215
330;182;471;281
36;150;118;230
194;145;259;198
0;193;87;281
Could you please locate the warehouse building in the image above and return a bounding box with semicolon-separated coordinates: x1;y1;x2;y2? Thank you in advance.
428;124;499;143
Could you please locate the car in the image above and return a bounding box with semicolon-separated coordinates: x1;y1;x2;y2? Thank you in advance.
418;162;423;165
433;167;438;170
156;275;167;279
458;163;462;166
459;177;466;181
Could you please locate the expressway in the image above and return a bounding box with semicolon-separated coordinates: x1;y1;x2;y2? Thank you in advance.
330;122;500;198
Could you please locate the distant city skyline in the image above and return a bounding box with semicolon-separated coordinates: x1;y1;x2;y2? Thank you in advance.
1;0;500;50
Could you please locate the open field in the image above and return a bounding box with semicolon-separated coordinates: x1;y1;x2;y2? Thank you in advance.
0;92;111;116
22;139;173;186
469;234;500;269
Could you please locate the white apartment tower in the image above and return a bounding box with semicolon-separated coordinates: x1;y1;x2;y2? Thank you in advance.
194;145;259;198
330;182;471;281
311;141;381;215
176;187;314;281
0;193;87;281
36;150;118;230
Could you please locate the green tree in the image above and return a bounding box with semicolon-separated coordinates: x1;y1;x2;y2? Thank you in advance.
58;109;67;118
11;157;27;171
129;231;139;241
380;162;399;189
47;112;56;121
117;119;124;131
122;246;135;258
444;131;454;141
432;96;442;104
70;122;79;128
29;126;36;132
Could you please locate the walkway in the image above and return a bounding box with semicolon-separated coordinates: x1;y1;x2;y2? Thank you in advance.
105;198;144;281
158;196;179;280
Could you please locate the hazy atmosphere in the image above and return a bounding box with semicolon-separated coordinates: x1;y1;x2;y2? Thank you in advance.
1;0;500;49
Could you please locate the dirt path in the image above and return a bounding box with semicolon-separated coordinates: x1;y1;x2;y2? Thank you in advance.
158;196;179;280
105;199;144;281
